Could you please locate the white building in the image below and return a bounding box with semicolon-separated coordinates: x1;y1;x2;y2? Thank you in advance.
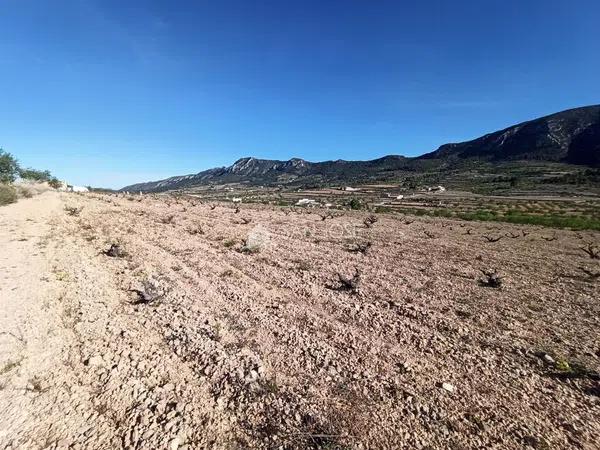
427;186;446;192
296;198;318;207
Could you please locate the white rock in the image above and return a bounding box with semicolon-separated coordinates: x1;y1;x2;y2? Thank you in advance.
87;355;104;367
543;354;555;365
441;382;455;393
398;361;411;372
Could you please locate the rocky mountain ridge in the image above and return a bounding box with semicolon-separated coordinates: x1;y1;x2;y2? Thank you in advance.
121;105;600;192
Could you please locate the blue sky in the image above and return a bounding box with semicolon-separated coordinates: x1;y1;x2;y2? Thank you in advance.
1;0;599;188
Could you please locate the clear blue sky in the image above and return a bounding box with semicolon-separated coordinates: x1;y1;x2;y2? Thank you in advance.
1;0;599;188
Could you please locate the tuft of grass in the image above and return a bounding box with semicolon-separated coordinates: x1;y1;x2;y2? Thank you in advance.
555;360;571;372
54;270;70;281
186;224;204;235
64;205;83;216
0;358;23;375
261;375;279;394
220;269;234;277
0;184;18;206
26;376;47;393
240;244;260;254
212;322;222;341
348;198;363;210
542;354;599;381
223;239;236;248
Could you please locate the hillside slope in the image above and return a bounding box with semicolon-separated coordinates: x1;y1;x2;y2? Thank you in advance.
420;105;600;165
121;155;429;192
121;105;600;192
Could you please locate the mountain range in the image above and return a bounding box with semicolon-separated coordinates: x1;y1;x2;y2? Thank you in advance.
121;105;600;192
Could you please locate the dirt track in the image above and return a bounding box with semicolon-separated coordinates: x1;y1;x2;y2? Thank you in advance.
1;192;599;449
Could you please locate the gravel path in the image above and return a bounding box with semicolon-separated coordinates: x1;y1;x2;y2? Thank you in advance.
1;192;599;449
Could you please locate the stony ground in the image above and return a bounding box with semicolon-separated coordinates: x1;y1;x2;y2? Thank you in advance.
1;191;599;449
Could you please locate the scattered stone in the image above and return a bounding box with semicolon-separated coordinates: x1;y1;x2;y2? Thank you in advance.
85;355;104;367
398;361;412;373
542;354;555;365
103;243;126;258
440;382;455;393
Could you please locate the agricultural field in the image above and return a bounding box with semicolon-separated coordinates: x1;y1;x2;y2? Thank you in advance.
1;191;598;449
173;183;600;231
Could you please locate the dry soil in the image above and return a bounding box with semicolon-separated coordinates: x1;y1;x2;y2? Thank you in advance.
1;192;599;449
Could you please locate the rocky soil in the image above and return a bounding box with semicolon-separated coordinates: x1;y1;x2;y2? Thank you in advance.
1;192;599;449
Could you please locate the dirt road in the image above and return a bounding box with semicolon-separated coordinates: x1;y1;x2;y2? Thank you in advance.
1;192;599;449
1;193;235;449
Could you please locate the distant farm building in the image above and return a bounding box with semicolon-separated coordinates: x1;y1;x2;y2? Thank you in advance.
296;198;319;207
386;193;404;200
427;186;446;192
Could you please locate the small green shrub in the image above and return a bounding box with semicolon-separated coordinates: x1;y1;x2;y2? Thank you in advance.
432;208;454;218
348;198;363;210
48;178;62;189
0;184;17;205
396;205;600;230
223;239;236;248
458;209;498;221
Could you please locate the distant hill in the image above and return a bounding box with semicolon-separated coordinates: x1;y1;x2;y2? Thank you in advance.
120;155;429;192
420;105;600;165
121;105;600;193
